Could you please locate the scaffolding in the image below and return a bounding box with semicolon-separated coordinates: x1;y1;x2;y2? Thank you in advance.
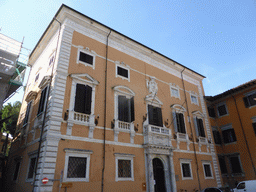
0;33;30;108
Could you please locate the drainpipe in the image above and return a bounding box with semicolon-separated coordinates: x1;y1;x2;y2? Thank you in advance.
101;30;111;192
32;18;62;192
181;68;201;191
231;94;256;178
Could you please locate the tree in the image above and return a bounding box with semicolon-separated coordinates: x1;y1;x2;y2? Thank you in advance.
1;101;21;136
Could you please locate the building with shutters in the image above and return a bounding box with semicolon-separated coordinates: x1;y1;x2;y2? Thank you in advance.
6;4;222;192
206;79;256;189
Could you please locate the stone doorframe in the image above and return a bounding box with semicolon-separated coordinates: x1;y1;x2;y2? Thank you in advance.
144;144;176;192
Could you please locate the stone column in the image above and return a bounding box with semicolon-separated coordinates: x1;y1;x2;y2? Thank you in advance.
147;153;155;192
168;152;177;192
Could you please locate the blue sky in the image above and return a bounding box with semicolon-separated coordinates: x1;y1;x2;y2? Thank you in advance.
1;0;256;104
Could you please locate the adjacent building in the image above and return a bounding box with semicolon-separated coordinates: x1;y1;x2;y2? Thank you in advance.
6;4;222;192
206;80;256;188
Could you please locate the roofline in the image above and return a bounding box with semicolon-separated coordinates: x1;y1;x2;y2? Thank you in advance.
30;4;205;78
205;79;256;102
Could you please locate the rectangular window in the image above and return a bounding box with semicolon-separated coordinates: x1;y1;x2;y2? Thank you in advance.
23;101;32;126
196;118;205;137
243;92;256;108
79;51;93;65
67;157;87;178
13;160;21;181
27;156;36;180
182;163;191;177
212;130;222;145
74;84;92;114
180;159;193;180
228;156;243;174
118;160;131;178
117;66;129;78
217;104;228;117
64;149;92;182
118;95;134;123
49;54;55;66
253;123;256;136
148;105;163;127
35;73;39;82
222;128;237;144
218;156;228;174
203;163;213;179
191;95;198;105
37;86;48;115
207;106;216;118
228;155;243;174
115;153;134;181
171;87;179;98
176;113;186;133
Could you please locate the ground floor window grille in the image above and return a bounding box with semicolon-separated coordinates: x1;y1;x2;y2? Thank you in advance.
67;157;87;178
118;160;131;178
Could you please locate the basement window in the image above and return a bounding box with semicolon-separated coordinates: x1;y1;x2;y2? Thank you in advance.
116;63;130;81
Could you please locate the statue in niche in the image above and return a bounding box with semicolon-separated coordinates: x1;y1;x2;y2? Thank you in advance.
147;77;158;96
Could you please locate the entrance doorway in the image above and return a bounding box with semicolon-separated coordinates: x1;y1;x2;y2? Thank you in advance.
153;158;166;192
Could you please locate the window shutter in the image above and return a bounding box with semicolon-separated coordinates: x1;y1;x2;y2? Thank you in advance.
130;97;135;122
37;87;47;115
74;84;86;113
157;107;163;126
148;105;154;125
179;113;186;133
84;85;92;114
243;97;249;108
118;95;126;121
172;111;178;133
198;118;205;137
193;117;199;137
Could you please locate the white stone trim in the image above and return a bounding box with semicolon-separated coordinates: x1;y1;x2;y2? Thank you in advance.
179;158;193;180
63;149;93;182
114;153;135;181
76;47;96;69
202;161;214;179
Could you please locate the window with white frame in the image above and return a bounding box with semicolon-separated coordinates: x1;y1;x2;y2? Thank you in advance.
26;153;37;182
35;73;40;83
172;105;187;134
217;103;228;117
64;148;93;182
202;161;213;179
115;153;134;181
180;159;193;180
170;84;180;99
68;74;98;125
243;90;256;108
77;48;95;69
113;86;135;130
23;101;32;126
221;124;236;144
190;91;198;105
48;52;55;66
116;63;130;81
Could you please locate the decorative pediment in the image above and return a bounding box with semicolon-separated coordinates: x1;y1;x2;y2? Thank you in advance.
145;95;163;106
38;75;51;89
71;73;99;85
113;85;135;96
171;104;186;112
192;110;205;118
25;91;37;102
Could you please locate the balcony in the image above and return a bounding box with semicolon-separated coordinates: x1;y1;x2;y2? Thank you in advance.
69;111;94;125
144;124;172;146
114;120;135;143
